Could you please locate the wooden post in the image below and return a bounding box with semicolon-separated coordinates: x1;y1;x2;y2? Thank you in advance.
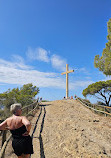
27;107;28;114
93;104;95;110
61;64;74;99
104;106;107;117
2;131;6;147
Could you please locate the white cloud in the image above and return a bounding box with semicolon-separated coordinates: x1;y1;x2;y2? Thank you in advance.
75;67;91;75
0;57;93;91
26;47;91;76
0;58;31;70
0;67;65;88
12;54;24;63
69;80;93;90
26;47;50;63
51;54;67;71
37;48;50;62
0;58;65;88
26;47;74;72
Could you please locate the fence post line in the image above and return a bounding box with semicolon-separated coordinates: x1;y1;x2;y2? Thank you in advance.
104;106;107;117
1;131;6;158
93;104;95;111
0;101;39;158
33;104;34;109
76;96;111;117
2;131;6;147
27;107;28;114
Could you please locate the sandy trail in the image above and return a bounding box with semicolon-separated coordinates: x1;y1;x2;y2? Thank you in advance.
31;100;111;158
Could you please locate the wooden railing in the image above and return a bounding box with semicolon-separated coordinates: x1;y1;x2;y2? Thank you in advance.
0;101;39;158
75;96;111;117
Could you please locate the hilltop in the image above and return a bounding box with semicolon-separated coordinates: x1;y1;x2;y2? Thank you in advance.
5;99;111;158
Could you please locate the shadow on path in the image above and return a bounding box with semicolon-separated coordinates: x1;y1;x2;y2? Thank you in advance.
30;107;42;158
31;106;46;158
39;104;51;107
39;107;46;158
31;107;42;138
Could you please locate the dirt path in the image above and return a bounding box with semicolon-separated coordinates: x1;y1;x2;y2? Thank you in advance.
31;100;111;158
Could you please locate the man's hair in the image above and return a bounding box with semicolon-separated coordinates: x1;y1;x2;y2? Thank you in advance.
10;103;22;114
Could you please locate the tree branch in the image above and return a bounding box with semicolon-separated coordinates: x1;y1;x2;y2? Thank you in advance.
100;92;109;105
94;94;106;103
108;94;111;106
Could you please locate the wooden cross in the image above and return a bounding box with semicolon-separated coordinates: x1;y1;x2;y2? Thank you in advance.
61;64;74;99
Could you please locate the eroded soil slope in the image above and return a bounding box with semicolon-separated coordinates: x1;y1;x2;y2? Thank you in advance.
31;99;111;158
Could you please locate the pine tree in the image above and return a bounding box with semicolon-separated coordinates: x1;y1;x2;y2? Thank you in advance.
94;18;111;75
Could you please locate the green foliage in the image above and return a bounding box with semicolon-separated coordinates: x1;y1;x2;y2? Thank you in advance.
0;83;39;110
94;18;111;75
82;99;91;104
0;109;5;119
82;80;111;106
96;101;106;106
41;100;49;102
77;97;91;105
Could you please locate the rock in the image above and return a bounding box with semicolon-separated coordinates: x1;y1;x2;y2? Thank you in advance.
73;143;78;149
93;119;99;122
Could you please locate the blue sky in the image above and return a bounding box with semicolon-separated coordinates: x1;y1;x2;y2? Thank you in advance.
0;0;111;102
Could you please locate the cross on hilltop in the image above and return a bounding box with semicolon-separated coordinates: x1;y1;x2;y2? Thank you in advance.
61;64;74;99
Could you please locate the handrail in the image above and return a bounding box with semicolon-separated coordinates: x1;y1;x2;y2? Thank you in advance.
0;134;12;158
0;101;39;158
76;97;111;117
0;101;38;121
22;101;37;110
80;99;111;109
